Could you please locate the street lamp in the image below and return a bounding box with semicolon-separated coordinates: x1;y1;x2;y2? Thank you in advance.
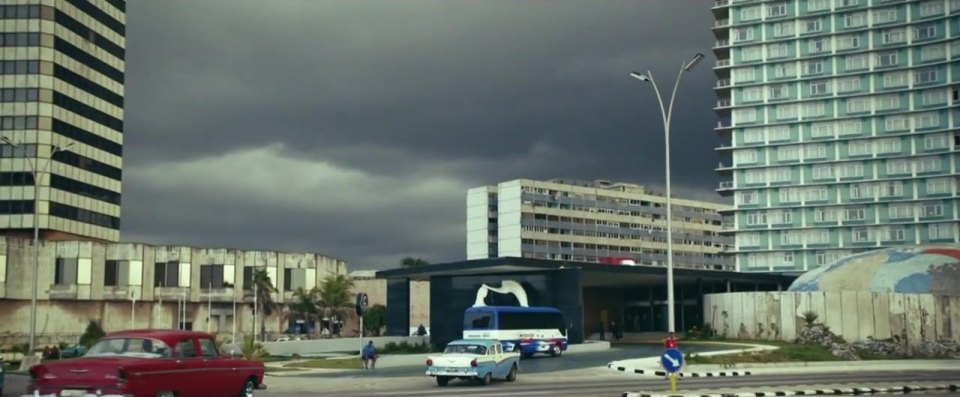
0;136;74;355
629;52;705;334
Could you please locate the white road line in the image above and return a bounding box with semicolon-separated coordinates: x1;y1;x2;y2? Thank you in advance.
374;390;554;396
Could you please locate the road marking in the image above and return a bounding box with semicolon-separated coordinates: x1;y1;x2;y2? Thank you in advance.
375;390;554;396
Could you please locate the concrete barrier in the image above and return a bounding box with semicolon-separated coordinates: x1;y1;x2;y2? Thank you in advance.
263;335;431;356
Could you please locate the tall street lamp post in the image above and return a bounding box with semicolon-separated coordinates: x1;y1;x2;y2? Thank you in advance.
0;136;74;355
629;53;704;334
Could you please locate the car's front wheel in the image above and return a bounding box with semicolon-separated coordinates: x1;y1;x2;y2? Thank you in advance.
436;376;450;386
239;377;256;397
478;372;492;385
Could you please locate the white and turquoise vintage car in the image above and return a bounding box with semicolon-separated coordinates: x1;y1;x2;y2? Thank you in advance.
425;338;520;386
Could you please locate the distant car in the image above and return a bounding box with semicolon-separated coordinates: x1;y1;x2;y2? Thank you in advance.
22;329;266;397
425;338;519;386
59;344;88;358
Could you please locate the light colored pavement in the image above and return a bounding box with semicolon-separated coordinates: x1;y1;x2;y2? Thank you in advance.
4;369;960;397
255;369;960;397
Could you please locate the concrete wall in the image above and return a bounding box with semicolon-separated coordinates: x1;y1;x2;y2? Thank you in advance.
262;335;430;356
704;292;960;346
0;236;348;344
0;299;279;348
350;278;430;333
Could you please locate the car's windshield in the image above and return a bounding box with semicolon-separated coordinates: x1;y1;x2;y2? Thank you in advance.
86;337;172;358
444;344;487;355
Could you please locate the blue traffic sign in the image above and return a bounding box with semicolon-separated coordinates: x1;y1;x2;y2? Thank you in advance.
660;348;684;373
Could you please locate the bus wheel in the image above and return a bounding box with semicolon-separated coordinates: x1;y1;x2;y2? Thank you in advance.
550;346;562;357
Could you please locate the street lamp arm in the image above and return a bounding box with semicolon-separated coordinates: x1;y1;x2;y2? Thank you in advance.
643;71;670;132
664;61;688;131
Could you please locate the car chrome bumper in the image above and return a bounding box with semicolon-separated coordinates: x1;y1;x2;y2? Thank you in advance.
20;392;134;397
20;391;134;397
426;369;479;377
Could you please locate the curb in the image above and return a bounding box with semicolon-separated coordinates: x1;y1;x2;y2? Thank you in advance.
622;383;960;397
608;363;751;378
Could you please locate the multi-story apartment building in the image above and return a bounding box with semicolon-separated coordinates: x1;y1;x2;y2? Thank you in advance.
0;0;125;242
467;179;734;270
0;236;348;345
712;0;960;273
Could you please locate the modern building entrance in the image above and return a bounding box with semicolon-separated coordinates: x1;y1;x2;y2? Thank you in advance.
377;257;796;349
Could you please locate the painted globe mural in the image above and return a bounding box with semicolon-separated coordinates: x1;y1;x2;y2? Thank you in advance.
788;246;960;296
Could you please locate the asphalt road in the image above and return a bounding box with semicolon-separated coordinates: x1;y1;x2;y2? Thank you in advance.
3;369;959;397
294;343;732;379
272;370;960;397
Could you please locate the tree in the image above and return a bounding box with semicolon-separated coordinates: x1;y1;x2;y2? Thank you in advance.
79;320;106;348
400;257;429;268
250;268;277;341
363;304;387;336
317;274;355;335
289;287;321;335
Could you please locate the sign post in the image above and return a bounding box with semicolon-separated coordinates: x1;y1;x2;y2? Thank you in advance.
660;347;684;393
355;292;369;356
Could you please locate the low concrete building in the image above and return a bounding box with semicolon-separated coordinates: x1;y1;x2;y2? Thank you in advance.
349;270;430;334
0;236;347;347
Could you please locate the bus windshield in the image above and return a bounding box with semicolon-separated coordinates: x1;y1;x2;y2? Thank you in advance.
464;311;494;329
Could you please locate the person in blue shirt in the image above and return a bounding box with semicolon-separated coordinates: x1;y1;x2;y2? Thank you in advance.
361;341;377;369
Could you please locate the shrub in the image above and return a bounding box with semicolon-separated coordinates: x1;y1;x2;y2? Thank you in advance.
79;320;106;348
380;340;434;354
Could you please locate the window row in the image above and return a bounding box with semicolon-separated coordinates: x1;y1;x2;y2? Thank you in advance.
736;133;951;165
734;10;945;41
738;222;956;247
742;199;954;227
733;50;956;82
734;98;947;125
738;78;952;103
0;60;40;75
740;156;948;184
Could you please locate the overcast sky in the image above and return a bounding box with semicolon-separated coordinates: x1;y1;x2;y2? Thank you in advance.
120;0;726;270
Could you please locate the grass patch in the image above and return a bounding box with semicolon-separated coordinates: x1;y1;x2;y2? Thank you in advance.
686;342;837;365
282;358;364;370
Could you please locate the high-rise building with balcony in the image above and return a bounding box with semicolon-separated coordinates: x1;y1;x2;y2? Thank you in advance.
0;0;125;242
467;178;734;270
712;0;960;273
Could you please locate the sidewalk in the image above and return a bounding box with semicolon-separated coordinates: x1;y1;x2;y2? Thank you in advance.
622;382;960;397
607;342;960;377
266;340;611;376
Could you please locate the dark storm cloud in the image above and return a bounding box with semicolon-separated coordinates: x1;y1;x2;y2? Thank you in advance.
121;0;727;269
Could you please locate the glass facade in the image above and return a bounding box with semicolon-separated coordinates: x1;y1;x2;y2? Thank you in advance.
713;0;960;272
0;0;125;241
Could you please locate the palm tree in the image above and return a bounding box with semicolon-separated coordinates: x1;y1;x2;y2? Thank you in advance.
289;287;321;335
400;257;429;268
317;274;355;336
250;268;277;341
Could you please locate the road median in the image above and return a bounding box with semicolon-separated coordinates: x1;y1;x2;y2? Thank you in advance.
622;382;959;397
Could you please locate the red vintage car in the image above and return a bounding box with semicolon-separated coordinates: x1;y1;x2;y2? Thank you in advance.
22;329;266;397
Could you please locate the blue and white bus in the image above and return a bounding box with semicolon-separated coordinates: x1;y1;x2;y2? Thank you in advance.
462;306;568;358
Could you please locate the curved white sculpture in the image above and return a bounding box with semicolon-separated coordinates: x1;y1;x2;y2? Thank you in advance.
473;280;529;307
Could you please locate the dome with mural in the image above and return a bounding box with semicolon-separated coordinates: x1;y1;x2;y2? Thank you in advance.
788;246;960;296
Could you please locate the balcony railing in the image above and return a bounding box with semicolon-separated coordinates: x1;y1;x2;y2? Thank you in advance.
714;0;730;7
715;19;730;27
716;78;731;87
716;59;731;67
718;181;734;189
716;98;732;108
717;121;732;128
715;39;730;47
